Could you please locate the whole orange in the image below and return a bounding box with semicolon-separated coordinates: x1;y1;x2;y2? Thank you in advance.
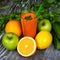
5;20;22;37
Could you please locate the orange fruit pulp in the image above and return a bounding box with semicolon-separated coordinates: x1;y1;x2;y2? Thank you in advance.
5;20;22;37
17;37;36;57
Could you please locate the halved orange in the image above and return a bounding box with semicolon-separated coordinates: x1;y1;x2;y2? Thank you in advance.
17;37;36;57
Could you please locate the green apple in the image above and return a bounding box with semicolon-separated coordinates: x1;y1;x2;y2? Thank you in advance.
2;33;19;50
38;19;52;32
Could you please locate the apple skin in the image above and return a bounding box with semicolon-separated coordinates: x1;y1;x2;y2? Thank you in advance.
38;19;52;32
2;33;19;50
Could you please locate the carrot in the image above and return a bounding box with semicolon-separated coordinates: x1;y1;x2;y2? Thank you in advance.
21;12;37;38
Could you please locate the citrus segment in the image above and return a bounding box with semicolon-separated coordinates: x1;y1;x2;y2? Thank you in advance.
17;37;36;57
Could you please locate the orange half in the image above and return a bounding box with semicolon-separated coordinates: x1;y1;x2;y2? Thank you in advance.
17;37;36;57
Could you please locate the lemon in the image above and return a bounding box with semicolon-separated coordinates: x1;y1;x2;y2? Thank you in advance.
35;30;52;50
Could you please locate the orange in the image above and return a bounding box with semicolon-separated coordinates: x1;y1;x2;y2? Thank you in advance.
5;20;22;37
17;37;36;57
35;30;52;50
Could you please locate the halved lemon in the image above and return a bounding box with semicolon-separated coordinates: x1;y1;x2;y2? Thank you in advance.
17;37;36;57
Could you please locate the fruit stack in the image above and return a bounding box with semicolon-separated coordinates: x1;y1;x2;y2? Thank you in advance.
2;12;53;57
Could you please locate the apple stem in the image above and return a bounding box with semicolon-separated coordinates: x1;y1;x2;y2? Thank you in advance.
7;36;12;40
42;22;45;26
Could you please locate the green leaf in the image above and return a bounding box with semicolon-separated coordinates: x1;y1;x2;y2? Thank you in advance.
47;0;56;3
0;5;10;9
53;21;60;39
